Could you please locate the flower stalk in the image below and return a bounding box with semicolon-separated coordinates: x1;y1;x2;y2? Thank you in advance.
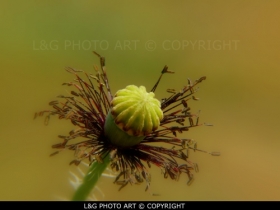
72;154;110;201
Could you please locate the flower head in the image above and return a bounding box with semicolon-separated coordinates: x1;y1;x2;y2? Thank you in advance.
36;52;218;194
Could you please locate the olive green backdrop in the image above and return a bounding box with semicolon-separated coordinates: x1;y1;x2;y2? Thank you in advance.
1;1;280;200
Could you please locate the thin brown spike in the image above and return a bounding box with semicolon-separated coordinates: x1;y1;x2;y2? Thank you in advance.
93;51;113;101
50;151;59;156
151;65;173;93
189;117;193;126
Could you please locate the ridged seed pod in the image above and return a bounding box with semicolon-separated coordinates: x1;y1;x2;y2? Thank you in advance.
104;85;163;147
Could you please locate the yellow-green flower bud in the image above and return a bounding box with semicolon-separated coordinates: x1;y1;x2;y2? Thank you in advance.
104;85;163;147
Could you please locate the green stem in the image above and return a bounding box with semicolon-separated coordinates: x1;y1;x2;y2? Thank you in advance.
72;154;110;201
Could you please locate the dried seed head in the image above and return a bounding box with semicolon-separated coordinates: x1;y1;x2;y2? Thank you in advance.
111;85;163;136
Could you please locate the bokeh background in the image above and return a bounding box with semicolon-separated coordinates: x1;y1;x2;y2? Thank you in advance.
1;1;280;201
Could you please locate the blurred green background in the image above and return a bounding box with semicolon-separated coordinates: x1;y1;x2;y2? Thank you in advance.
1;0;280;201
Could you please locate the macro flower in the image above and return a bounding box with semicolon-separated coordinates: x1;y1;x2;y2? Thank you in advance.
36;52;219;200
